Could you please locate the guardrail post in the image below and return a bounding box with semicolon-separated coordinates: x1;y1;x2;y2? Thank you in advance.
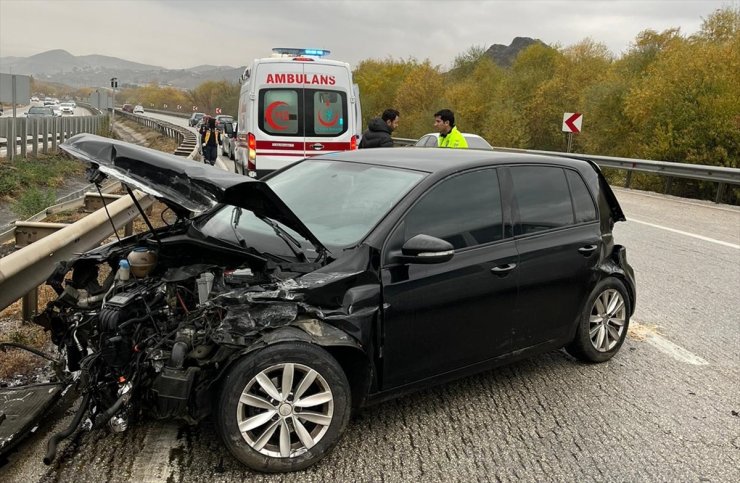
664;176;673;195
8;117;15;161
624;170;633;188
42;117;49;154
31;118;39;157
51;117;59;152
22;290;38;321
20;118;27;158
715;183;726;204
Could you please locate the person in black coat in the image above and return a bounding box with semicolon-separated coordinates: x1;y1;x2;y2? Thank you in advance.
359;109;399;148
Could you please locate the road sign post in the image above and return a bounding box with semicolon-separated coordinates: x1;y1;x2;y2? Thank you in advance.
562;112;583;153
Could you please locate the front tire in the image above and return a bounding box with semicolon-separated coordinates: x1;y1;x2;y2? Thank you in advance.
216;342;351;473
565;277;631;363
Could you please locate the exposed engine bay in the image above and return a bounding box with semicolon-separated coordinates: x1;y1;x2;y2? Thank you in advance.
25;222;373;464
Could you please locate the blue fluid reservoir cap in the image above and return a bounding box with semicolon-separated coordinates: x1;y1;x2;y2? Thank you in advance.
119;259;130;268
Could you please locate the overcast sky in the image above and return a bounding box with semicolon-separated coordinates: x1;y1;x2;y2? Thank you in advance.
0;0;735;70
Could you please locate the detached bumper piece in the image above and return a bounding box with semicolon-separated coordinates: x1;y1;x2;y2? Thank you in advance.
0;382;64;456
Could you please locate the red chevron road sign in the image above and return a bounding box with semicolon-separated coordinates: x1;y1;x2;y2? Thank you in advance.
562;112;583;133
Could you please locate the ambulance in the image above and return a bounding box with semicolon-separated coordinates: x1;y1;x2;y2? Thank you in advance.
234;48;362;177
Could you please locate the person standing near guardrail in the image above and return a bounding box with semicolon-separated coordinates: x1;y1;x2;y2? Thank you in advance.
359;109;400;148
434;109;468;149
201;117;221;165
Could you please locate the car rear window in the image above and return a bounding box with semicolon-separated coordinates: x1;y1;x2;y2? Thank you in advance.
510;166;573;235
565;169;597;223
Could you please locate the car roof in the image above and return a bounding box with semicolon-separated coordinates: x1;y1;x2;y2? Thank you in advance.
319;147;595;176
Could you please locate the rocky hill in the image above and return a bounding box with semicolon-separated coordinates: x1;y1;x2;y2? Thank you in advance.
484;37;549;67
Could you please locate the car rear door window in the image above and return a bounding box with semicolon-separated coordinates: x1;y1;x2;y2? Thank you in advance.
565;170;597;223
403;169;503;249
510;166;573;235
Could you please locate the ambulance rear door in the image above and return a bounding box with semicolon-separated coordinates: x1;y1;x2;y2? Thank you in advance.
255;60;307;172
302;62;353;157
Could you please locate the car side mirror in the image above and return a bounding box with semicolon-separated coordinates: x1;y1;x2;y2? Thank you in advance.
398;234;454;264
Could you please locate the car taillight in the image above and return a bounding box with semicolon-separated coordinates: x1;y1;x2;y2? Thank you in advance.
351;135;357;150
247;133;257;177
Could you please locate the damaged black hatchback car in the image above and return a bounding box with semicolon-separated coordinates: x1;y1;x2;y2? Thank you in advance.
25;134;634;473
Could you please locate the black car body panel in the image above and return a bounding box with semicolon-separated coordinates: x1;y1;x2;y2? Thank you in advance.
11;141;634;468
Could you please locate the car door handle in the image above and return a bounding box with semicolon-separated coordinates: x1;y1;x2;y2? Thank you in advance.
491;263;517;275
309;143;324;150
578;244;598;255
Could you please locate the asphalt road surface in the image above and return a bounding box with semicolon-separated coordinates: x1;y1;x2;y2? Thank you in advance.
1;168;738;481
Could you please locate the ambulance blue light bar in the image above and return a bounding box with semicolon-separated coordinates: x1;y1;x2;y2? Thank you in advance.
272;48;330;57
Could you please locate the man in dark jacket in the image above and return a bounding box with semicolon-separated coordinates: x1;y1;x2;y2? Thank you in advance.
359;109;399;148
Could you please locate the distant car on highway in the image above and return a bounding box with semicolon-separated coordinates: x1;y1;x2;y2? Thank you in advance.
215;114;234;131
25;106;55;118
221;121;237;163
51;105;62;117
189;112;205;127
43;98;58;106
133;105;144;114
60;102;75;114
122;104;134;113
414;132;493;149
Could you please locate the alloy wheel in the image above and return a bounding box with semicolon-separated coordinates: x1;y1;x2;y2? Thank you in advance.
236;363;334;458
589;288;627;352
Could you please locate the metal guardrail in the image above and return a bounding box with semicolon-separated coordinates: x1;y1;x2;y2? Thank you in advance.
115;109;198;158
391;137;740;203
0;113;196;318
491;147;740;203
0;191;154;316
0;112;106;160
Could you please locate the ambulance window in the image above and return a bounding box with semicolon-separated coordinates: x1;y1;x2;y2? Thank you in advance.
260;89;300;135
309;90;347;136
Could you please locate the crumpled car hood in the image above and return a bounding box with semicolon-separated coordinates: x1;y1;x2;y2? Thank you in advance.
61;133;325;252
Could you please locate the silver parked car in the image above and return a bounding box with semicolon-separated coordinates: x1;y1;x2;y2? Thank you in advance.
415;132;493;149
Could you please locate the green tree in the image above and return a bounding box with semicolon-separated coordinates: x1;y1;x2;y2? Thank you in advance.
354;58;417;128
392;61;445;138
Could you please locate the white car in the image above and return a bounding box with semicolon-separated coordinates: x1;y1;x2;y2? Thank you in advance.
133;105;144;114
51;105;63;117
60;102;75;114
414;132;493;149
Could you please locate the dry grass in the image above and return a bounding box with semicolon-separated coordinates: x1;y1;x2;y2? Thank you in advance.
118;118;179;154
627;321;663;341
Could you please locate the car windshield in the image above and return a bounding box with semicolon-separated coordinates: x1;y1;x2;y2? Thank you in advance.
198;160;425;253
28;107;49;114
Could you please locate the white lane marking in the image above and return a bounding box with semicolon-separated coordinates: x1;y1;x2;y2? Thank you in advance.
628;218;740;249
644;333;709;366
631;322;709;365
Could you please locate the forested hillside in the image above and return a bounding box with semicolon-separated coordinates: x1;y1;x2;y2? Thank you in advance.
356;8;739;201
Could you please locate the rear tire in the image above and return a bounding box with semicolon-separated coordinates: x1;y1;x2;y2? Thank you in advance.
565;277;631;363
216;342;351;473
